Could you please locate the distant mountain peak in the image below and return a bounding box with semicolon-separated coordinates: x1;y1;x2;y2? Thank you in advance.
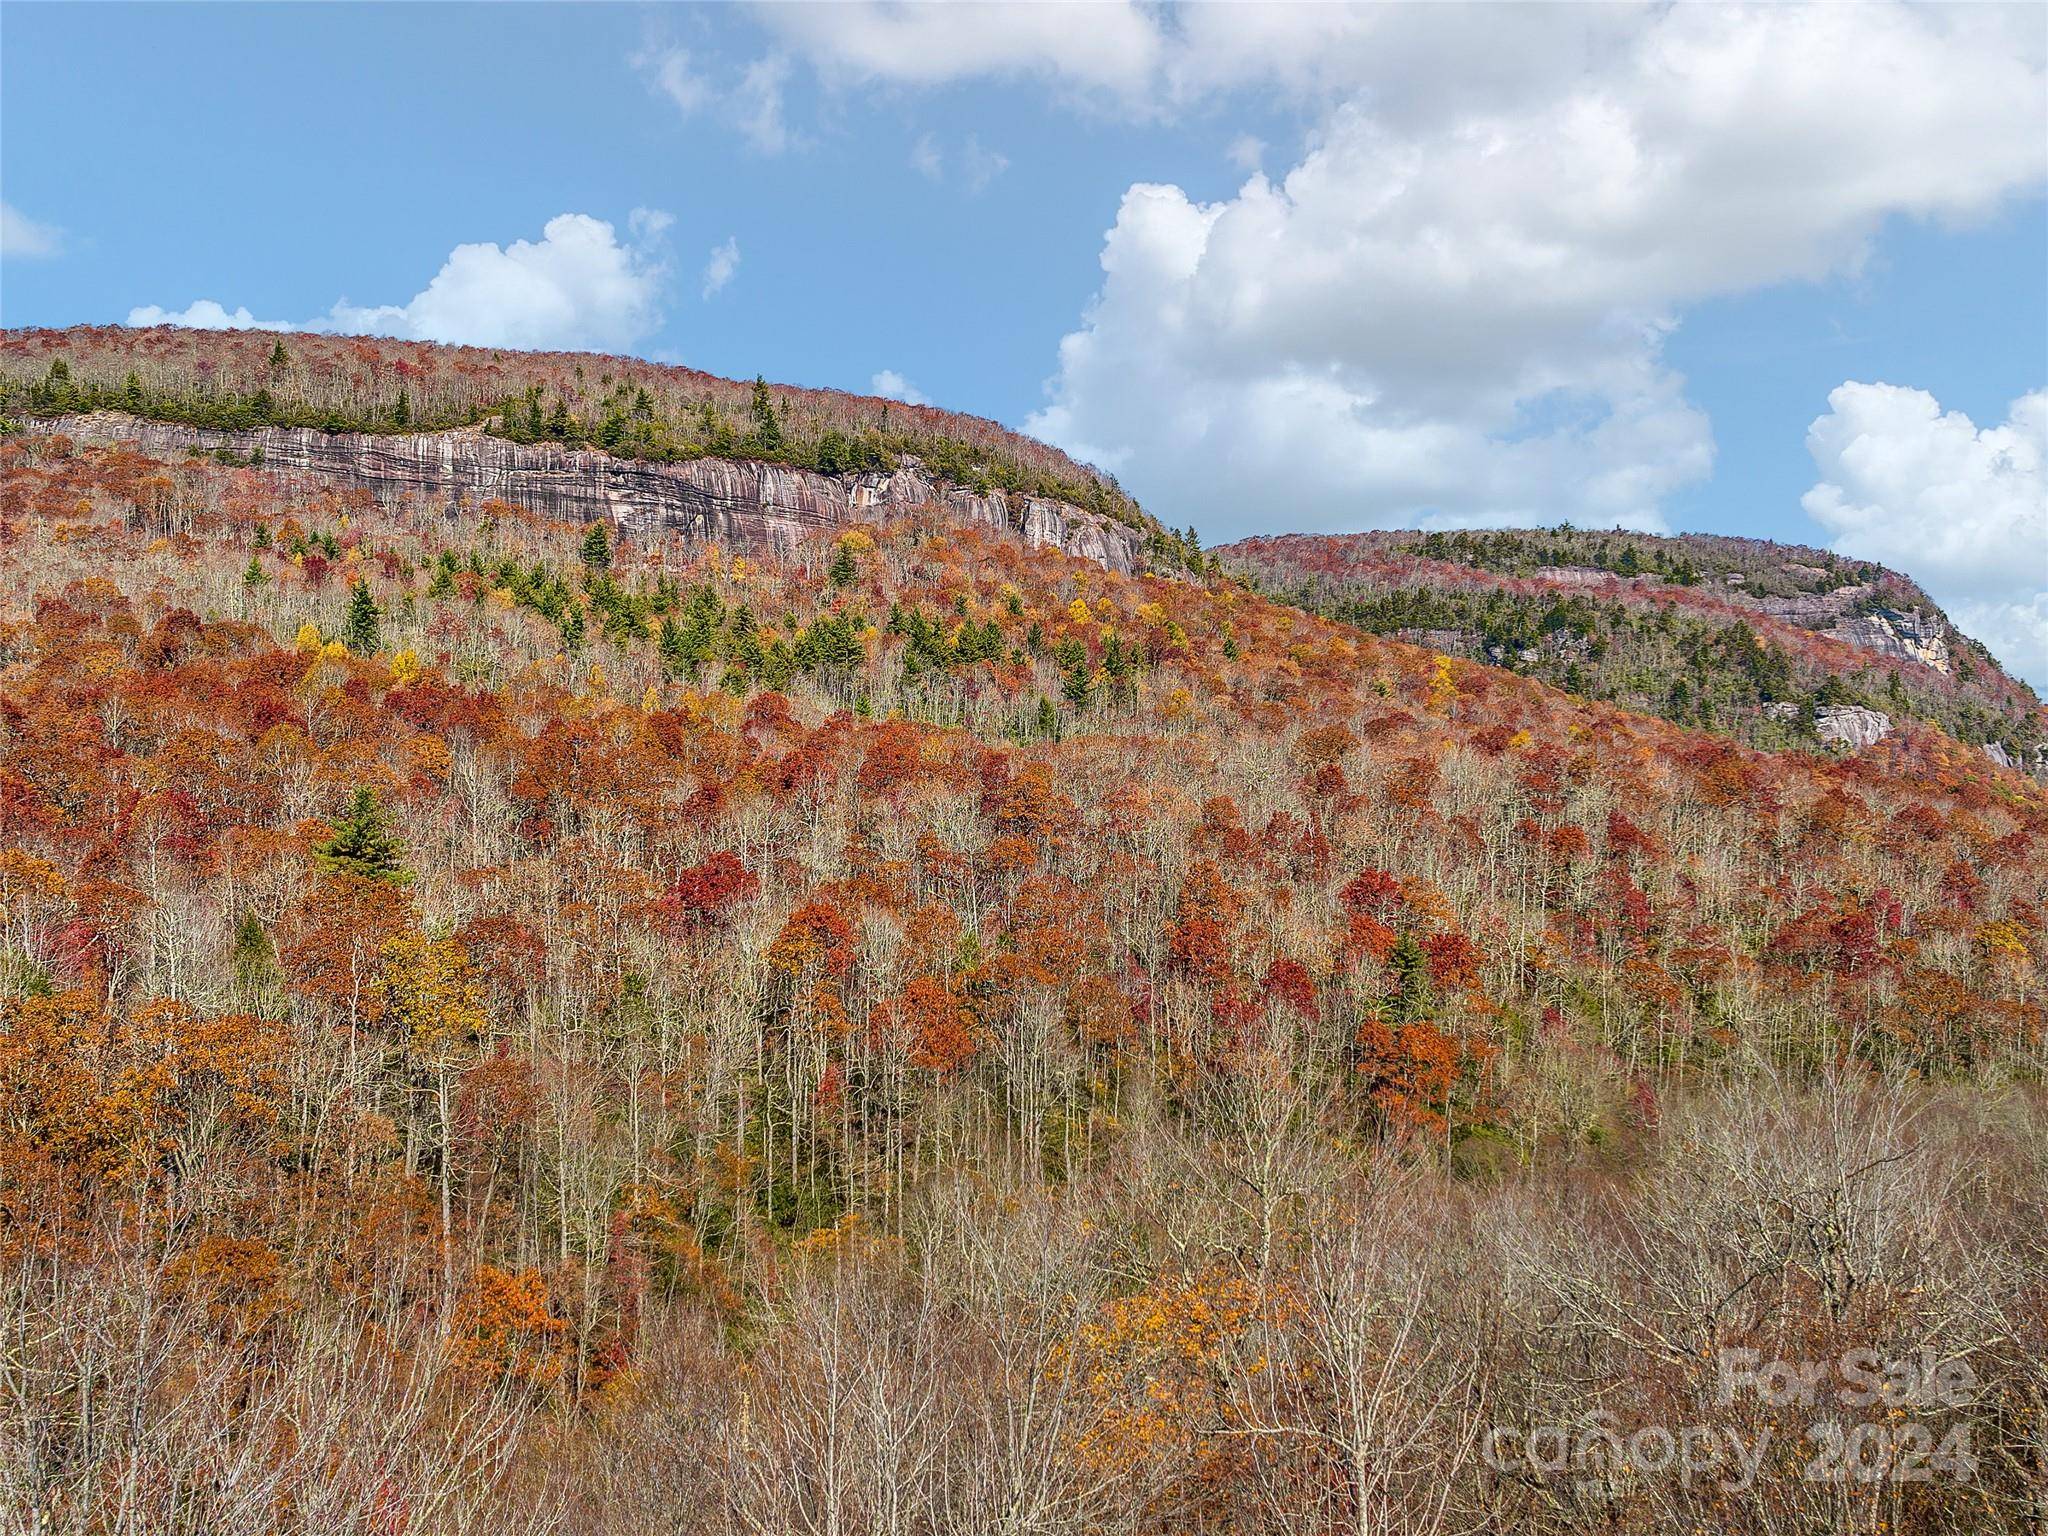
1222;526;2044;772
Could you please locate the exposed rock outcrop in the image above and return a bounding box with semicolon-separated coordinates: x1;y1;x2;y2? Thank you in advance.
1832;607;1951;674
1754;585;1870;628
1531;566;1626;590
1984;741;2019;770
1815;705;1893;752
29;413;1151;575
1529;568;1954;678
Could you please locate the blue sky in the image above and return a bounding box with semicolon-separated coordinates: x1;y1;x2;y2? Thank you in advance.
4;3;2045;679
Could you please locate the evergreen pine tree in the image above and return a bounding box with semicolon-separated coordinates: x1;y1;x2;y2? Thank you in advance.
268;340;290;371
314;788;410;883
230;909;280;1001
243;556;268;588
751;376;782;451
1386;933;1431;1023
580;521;613;572
342;579;380;655
828;541;858;587
1062;658;1094;710
659;617;692;678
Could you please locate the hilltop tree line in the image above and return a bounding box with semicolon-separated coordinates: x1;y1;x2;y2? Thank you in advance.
1404;525;1882;597
1230;534;2043;762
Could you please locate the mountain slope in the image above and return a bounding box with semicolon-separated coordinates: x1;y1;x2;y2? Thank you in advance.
2;342;2043;1535
1223;526;2045;770
2;419;2036;1145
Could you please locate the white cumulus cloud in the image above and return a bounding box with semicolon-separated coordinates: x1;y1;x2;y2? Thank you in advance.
960;135;1009;193
1803;382;2048;688
125;299;293;332
1224;134;1264;173
755;1;1162;98
870;370;929;406
701;236;741;299
1;202;63;259
634;44;712;115
636;44;801;155
128;211;672;353
907;132;1008;193
1016;4;2045;539
734;53;799;155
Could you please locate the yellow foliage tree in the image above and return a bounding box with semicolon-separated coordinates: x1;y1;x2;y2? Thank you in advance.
383;929;488;1271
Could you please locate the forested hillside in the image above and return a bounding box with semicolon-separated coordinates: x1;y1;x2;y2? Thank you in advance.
1225;528;2045;768
2;377;2044;1533
0;327;1193;557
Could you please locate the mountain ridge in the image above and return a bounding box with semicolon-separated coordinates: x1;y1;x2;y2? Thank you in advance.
0;324;1203;569
6;327;2034;768
1224;527;2045;772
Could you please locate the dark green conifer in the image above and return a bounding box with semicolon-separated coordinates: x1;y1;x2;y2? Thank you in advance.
828;541;858;588
314;788;409;883
342;579;379;655
751;376;782;451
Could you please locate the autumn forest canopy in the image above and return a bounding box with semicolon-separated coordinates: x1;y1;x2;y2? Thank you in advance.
0;328;2044;1535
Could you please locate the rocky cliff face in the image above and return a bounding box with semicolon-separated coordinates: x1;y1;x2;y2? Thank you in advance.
1756;587;1953;674
1533;567;1957;677
1761;701;1899;752
1831;607;1951;674
31;414;1150;576
1815;704;1894;751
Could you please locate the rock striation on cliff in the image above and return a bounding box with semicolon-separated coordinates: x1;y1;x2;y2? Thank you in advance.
1532;566;1958;678
1814;704;1894;752
1756;588;1953;674
1830;606;1951;674
31;413;1152;576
